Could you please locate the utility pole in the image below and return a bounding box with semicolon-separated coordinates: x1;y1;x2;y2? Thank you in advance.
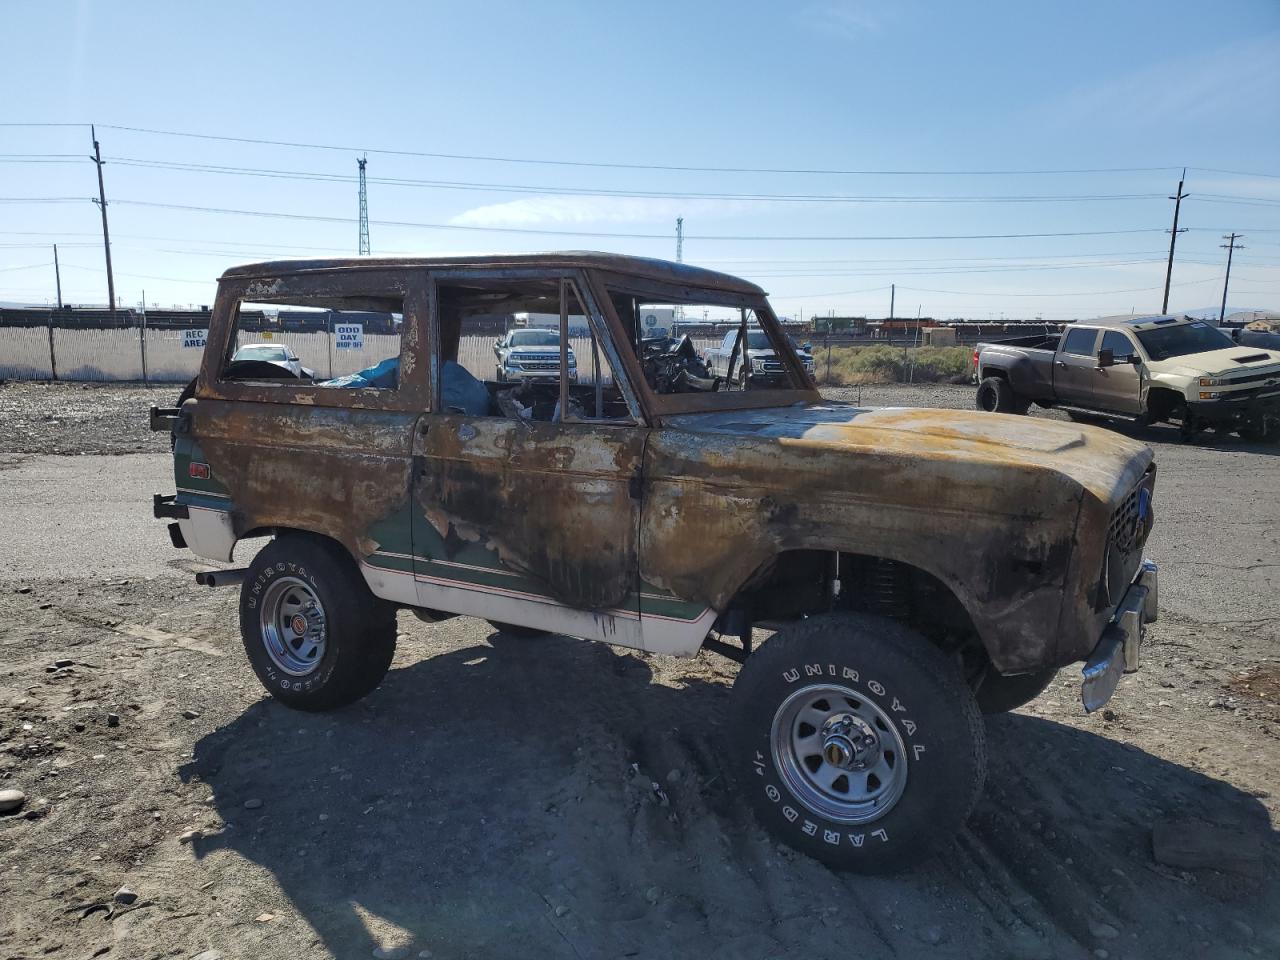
357;155;370;255
1161;169;1188;315
675;218;684;322
90;125;117;318
1219;233;1244;324
889;283;895;321
52;244;63;309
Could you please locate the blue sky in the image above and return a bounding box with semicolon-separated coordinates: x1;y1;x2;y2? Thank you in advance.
2;0;1278;319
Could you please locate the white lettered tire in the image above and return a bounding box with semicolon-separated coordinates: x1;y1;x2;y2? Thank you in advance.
729;613;986;872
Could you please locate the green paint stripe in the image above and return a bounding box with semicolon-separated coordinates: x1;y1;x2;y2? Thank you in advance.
176;491;234;512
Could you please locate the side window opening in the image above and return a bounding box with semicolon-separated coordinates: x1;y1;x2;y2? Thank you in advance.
608;288;805;395
436;277;632;423
220;296;403;389
1062;328;1097;357
1100;330;1137;361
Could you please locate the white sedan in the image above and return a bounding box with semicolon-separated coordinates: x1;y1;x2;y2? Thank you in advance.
230;343;315;380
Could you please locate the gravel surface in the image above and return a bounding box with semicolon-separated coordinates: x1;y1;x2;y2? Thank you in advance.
1;382;1277;960
0;380;178;455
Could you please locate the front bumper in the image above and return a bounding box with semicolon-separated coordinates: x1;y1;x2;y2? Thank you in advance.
1080;559;1158;712
1188;390;1280;426
504;368;577;382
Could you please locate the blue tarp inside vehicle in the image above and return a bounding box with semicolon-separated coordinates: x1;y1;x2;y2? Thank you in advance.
324;358;491;417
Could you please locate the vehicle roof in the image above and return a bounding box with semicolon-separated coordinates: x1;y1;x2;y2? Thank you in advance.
219;251;764;294
1079;314;1202;332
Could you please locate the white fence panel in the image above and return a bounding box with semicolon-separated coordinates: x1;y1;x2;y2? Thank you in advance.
144;328;205;383
0;327;55;380
0;328;725;384
54;328;143;381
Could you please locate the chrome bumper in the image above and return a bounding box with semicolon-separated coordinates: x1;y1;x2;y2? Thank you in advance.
1081;559;1158;713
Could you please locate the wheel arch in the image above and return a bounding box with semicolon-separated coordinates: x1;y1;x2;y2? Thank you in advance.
720;546;992;674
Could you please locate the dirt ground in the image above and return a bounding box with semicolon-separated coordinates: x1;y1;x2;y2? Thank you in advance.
0;380;1277;960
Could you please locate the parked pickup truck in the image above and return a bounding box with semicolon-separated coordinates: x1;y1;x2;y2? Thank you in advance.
493;327;577;383
150;252;1156;873
704;326;816;387
975;314;1280;441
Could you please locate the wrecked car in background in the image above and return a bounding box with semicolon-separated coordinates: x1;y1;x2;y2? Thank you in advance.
151;253;1158;873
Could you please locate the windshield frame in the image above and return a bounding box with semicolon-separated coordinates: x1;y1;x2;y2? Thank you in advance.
588;271;819;418
1135;320;1237;361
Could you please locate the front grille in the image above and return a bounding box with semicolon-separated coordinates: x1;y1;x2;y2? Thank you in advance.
1108;484;1145;553
1223;367;1280;386
1100;470;1155;609
517;361;559;370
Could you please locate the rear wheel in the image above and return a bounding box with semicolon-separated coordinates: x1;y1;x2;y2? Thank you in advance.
239;535;396;711
728;614;986;873
976;376;1029;415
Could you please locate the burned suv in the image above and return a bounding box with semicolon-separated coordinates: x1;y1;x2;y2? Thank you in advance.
151;253;1157;872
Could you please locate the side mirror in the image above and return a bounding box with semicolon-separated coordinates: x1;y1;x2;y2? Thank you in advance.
1128;354;1141;365
1097;348;1115;368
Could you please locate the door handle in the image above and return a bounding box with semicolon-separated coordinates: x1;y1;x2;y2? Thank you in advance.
1055;360;1067;368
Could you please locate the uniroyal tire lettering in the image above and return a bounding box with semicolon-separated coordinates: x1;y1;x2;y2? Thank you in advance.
765;784;780;803
783;668;799;683
872;828;889;843
903;719;917;736
842;667;859;682
804;663;823;677
848;833;865;847
802;820;818;837
913;744;927;760
868;680;885;696
823;829;840;846
782;805;799;823
891;697;906;712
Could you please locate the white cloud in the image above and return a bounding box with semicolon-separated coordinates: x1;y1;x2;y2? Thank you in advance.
449;196;747;228
803;1;895;38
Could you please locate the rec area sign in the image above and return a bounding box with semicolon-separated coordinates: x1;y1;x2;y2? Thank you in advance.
182;329;208;349
334;323;364;350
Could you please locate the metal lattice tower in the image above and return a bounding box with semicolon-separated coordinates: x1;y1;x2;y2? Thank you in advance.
357;155;370;255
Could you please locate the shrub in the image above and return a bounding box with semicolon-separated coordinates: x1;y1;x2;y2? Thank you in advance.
812;345;972;385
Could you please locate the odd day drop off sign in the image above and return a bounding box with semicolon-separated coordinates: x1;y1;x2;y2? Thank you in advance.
334;323;364;350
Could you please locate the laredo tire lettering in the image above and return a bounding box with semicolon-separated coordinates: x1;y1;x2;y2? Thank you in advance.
728;613;986;873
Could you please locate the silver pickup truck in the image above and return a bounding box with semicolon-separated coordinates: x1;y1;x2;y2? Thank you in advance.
705;327;816;387
975;314;1280;442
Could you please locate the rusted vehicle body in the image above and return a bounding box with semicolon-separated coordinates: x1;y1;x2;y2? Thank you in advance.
151;253;1158;872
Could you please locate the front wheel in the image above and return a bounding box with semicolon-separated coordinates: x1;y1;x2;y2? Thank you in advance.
728;614;986;873
239;534;397;711
1238;416;1279;443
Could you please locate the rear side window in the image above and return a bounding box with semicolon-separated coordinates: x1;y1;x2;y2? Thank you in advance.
1062;328;1098;356
221;297;403;389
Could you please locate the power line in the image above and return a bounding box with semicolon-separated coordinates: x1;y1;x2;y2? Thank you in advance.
108;199;1174;242
90;123;1187;177
103;157;1172;204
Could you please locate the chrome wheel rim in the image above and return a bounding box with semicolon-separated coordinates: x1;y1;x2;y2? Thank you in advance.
259;577;327;676
770;683;908;824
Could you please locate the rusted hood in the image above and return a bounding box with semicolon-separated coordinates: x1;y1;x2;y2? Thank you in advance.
663;402;1152;505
